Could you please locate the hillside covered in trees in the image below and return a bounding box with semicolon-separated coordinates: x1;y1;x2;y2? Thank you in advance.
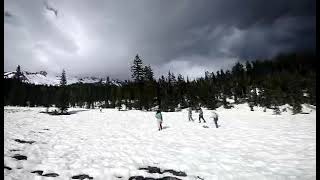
4;52;316;114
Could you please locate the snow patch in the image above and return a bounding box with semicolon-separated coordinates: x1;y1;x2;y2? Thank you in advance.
4;104;316;179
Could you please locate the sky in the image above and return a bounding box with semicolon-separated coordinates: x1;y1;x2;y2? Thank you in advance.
4;0;316;80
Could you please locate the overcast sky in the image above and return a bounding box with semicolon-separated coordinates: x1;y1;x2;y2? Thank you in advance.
4;0;316;79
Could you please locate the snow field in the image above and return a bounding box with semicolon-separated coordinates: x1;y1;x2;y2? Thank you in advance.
4;104;316;180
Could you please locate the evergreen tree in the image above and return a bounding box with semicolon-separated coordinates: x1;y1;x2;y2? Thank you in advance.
143;65;154;81
142;65;156;110
60;69;67;86
249;102;254;111
222;95;229;108
177;74;187;108
130;54;145;110
158;75;167;111
41;86;50;112
166;71;177;111
14;65;23;80
273;106;281;115
2;52;315;114
292;100;302;114
57;69;68;114
131;54;144;82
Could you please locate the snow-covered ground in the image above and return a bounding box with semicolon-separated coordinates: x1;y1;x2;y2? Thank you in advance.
4;104;316;180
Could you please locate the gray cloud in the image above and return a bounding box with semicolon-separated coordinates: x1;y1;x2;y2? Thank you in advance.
4;0;315;79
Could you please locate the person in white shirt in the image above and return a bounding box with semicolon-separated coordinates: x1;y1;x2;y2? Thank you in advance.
211;111;219;128
155;110;163;131
188;107;194;121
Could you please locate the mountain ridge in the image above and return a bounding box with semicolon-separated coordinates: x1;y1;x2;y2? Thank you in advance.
4;71;122;86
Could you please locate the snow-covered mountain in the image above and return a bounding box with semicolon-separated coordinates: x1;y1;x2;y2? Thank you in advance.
4;71;122;86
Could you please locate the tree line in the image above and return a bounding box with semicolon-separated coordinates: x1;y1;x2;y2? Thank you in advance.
3;52;316;114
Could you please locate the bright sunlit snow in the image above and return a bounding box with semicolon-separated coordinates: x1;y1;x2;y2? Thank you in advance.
4;104;316;180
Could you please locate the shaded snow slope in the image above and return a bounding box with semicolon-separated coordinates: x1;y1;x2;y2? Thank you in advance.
4;104;316;180
4;71;121;86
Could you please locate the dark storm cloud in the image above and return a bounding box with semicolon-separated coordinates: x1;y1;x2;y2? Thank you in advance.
4;0;315;79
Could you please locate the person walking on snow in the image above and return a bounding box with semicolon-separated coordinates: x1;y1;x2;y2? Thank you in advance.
211;110;219;128
155;110;163;131
188;107;194;121
198;108;206;123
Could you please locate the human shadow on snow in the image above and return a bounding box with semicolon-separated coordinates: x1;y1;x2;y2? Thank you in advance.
162;126;170;130
14;139;35;144
31;170;59;177
131;166;205;180
138;166;187;177
129;176;182;180
12;154;27;160
40;109;88;116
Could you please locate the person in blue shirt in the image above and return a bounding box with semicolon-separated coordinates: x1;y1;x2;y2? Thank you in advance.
155;110;163;131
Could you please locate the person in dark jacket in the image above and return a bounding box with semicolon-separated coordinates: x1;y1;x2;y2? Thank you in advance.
198;108;206;123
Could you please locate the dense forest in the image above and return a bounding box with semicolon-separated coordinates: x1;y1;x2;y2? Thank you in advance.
4;52;316;114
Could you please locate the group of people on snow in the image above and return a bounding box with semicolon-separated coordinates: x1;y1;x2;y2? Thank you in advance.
155;107;219;131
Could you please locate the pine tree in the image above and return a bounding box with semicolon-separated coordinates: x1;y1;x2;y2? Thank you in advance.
167;71;177;111
60;70;67;86
142;65;156;111
222;95;229;108
106;76;110;84
130;54;145;110
292;101;302;114
249;102;254;111
131;54;144;82
143;65;154;81
291;96;302;114
168;71;176;84
14;65;23;80
207;94;218;110
273;106;281;115
41;86;50;112
57;69;68;114
177;74;187;108
158;75;168;111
